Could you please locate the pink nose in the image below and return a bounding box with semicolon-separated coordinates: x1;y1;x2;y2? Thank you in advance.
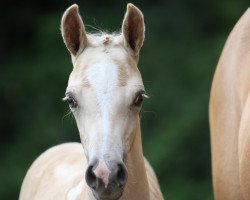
93;160;110;188
85;159;128;194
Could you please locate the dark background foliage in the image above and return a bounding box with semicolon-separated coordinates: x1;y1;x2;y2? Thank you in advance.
0;0;249;199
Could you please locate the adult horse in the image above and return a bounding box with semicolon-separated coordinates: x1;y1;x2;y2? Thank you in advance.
210;8;250;200
19;3;164;200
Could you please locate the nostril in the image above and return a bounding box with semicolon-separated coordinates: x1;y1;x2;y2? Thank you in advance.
85;165;97;189
86;161;128;190
117;164;128;187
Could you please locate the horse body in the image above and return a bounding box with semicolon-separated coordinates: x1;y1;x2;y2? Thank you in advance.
210;8;250;200
19;3;163;200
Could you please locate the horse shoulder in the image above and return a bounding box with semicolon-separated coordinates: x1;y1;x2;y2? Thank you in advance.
144;158;164;200
19;143;89;200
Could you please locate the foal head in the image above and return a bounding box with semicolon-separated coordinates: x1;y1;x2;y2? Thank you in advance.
61;3;145;200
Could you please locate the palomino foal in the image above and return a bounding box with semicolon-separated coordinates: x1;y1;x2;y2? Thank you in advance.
19;3;164;200
210;8;250;200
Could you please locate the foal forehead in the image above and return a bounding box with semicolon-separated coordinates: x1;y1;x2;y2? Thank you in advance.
68;34;141;88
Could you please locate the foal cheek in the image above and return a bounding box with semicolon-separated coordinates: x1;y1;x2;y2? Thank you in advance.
122;117;138;155
123;128;136;155
74;115;92;154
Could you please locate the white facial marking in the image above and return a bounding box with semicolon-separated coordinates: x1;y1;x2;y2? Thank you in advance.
87;57;118;155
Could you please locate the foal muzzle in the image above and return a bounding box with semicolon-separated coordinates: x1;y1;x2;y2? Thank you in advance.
85;159;128;200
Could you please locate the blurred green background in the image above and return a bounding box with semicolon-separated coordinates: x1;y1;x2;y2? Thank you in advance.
0;0;249;199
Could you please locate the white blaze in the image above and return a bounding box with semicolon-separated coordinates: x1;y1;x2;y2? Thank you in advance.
87;57;118;154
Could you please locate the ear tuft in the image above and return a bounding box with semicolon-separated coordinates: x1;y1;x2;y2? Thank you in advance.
61;4;87;56
122;3;145;56
127;3;138;12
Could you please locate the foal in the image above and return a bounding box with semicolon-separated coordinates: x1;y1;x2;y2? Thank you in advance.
19;3;164;200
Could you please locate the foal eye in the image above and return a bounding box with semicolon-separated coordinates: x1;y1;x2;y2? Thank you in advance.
67;97;77;108
133;94;143;107
63;95;78;109
133;91;147;107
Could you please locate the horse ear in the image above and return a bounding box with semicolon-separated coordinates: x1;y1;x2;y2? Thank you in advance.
61;4;87;56
122;3;145;56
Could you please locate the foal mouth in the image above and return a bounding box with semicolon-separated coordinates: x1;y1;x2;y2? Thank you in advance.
93;186;124;200
90;177;126;200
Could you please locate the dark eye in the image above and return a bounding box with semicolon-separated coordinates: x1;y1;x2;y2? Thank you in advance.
63;94;78;109
133;93;143;107
133;91;147;107
67;97;77;108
